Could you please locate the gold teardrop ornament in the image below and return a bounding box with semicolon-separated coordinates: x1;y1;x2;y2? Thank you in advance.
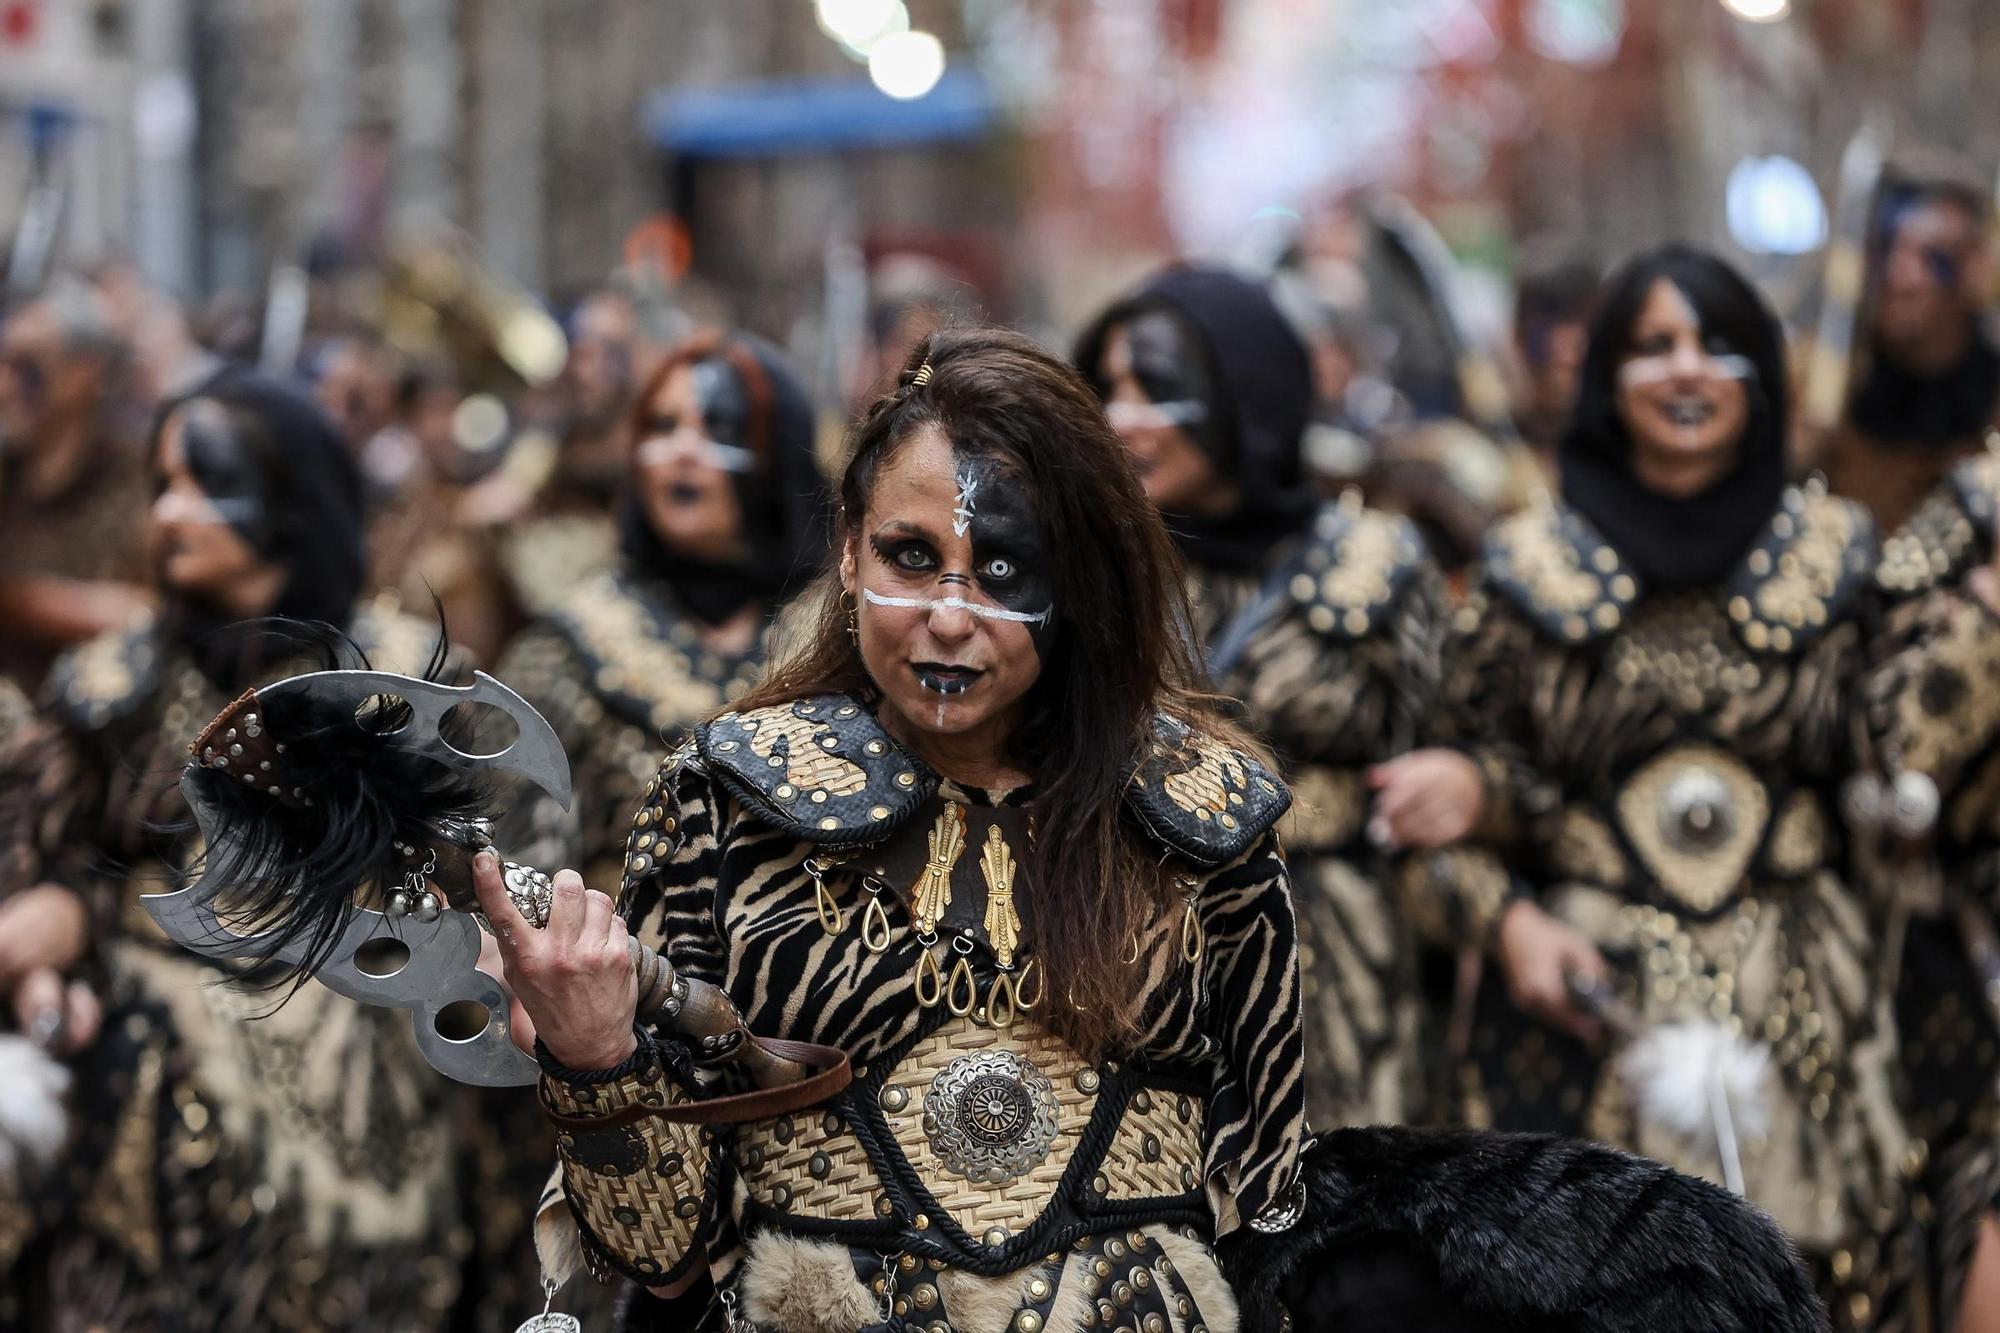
861;893;893;954
988;972;1018;1028
814;877;844;935
947;955;978;1017
1014;957;1043;1011
914;945;945;1008
1180;899;1204;965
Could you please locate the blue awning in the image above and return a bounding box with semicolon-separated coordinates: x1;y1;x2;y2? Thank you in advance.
645;70;995;159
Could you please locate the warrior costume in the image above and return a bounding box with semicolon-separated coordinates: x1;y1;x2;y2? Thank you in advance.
0;600;468;1332
1076;266;1444;1130
1861;446;2000;1324
540;698;1305;1333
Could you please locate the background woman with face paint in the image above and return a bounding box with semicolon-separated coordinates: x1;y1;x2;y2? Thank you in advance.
1422;244;1989;1329
481;330;828;1325
0;369;472;1329
1076;266;1460;1134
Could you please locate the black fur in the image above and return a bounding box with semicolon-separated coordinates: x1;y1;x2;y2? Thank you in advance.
1219;1126;1827;1333
175;618;490;994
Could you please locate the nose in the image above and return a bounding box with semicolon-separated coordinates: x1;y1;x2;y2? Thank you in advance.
1667;339;1708;378
925;597;977;644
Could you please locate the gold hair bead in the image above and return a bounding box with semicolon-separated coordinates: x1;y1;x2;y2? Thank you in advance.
912;359;934;387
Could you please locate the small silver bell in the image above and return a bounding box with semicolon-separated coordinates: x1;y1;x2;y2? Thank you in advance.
386;891;414;919
412;892;443;924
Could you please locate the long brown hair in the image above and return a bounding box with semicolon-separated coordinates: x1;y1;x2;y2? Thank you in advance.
736;326;1258;1056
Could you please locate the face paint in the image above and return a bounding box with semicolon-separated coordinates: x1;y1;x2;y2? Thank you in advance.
176;399;275;550
1123;308;1223;460
1104;398;1208;432
691;357;752;450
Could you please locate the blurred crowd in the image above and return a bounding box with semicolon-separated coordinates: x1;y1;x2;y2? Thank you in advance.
2;159;2000;1333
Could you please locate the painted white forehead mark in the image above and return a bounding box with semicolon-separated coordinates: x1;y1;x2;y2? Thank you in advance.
952;466;979;538
862;587;1050;626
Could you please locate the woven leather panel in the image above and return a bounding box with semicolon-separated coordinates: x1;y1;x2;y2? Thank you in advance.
736;1104;888;1223
1098;1086;1206;1203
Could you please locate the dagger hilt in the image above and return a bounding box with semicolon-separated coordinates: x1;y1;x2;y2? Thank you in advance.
491;861;810;1089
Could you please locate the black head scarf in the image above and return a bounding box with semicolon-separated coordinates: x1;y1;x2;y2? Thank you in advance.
1074;265;1318;572
1559;245;1790;590
1848;330;2000;449
619;331;831;624
153;367;367;685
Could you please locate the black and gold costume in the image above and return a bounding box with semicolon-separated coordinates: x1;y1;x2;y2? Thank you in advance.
496;570;766;887
1863;447;2000;1323
1187;502;1447;1129
537;695;1308;1332
1423;487;1920;1328
0;600;467;1332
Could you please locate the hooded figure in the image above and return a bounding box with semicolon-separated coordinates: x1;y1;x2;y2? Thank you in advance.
1077;265;1455;1136
1074;265;1320;574
154;368;369;685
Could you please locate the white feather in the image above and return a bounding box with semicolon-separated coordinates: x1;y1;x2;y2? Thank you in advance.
1618;1020;1772;1144
0;1035;71;1187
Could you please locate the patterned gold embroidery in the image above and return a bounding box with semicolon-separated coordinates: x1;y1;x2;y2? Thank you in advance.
744;706;870;797
1160;745;1250;822
1550;808;1628;888
1766;793;1826;878
1886;596;2000;780
1750;500;1854;632
912;802;968;936
559;575;754;731
980;823;1023;969
1615;745;1768;914
1275;765;1365;852
1495;511;1613;616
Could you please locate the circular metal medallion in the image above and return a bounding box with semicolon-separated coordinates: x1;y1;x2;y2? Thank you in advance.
1659;765;1736;853
923;1049;1059;1184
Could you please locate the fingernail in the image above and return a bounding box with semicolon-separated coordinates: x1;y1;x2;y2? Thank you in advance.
475;851;496;872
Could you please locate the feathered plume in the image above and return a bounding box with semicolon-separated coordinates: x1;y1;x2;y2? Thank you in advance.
171;618;493;996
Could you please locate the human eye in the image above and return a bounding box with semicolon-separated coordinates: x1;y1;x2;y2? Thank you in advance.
871;535;936;573
979;554;1017;582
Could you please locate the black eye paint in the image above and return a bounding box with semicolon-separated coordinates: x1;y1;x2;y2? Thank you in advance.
177;398;275;549
1124;307;1224;461
690;357;751;450
953;452;1057;658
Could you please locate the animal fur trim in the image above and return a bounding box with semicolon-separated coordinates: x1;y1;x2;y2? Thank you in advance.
1218;1126;1826;1333
738;1231;880;1333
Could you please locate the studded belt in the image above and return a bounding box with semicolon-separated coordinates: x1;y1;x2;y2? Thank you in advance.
732;1016;1208;1270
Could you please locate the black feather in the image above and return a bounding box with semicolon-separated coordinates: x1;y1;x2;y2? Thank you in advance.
174;617;493;998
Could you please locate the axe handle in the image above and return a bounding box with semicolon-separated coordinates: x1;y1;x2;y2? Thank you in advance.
500;861;812;1089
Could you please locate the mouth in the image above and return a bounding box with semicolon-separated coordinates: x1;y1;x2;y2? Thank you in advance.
666;481;707;505
912;662;984;696
1660;397;1717;430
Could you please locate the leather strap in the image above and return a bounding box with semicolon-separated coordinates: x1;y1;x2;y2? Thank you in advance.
543;1037;852;1131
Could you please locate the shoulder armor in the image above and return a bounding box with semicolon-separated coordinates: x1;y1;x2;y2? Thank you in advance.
1722;488;1876;654
1279;503;1427;641
547;571;762;734
46;612;163;732
1880;452;2000;597
1125;713;1291;865
1481;504;1637;646
351;596;453;677
695;696;938;846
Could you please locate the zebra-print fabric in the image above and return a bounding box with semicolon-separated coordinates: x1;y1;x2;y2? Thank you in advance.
615;742;1307;1288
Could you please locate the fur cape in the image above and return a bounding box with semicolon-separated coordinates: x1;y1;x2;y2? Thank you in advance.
1220;1126;1826;1333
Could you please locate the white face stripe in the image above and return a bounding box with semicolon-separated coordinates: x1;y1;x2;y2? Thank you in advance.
153;490;262;527
637;434;758;473
1617;351;1756;388
861;586;1051;626
952;466;980;537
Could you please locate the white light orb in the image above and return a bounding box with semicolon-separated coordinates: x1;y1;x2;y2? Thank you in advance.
1720;0;1790;22
816;0;908;54
868;30;946;101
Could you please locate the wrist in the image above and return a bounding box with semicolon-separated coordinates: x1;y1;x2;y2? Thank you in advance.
544;1030;639;1074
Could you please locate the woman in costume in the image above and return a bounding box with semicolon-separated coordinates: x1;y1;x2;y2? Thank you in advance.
1421;244;1944;1329
474;328;1820;1333
0;371;465;1331
496;329;829;886
1074;266;1456;1129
